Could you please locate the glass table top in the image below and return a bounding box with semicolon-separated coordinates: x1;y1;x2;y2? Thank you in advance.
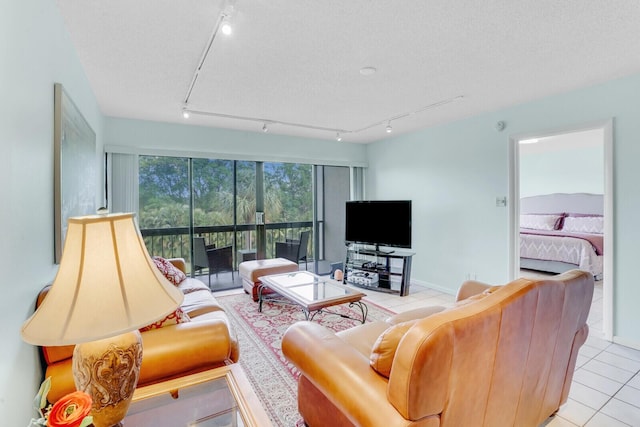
124;365;271;427
259;271;361;303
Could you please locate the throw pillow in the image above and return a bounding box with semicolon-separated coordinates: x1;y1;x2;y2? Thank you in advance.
370;319;419;378
139;307;190;332
152;256;187;286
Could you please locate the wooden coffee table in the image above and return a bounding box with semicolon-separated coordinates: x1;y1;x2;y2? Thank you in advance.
125;364;273;426
258;270;368;323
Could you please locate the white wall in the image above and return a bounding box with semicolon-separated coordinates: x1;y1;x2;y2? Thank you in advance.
519;129;604;197
0;1;104;424
105;117;368;167
366;72;640;349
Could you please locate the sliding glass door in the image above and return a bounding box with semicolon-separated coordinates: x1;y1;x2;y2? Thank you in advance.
137;155;319;288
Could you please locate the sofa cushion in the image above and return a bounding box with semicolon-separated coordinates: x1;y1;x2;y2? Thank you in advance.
139;307;190;332
370;320;419;378
178;277;210;294
180;286;223;319
153;256;187;285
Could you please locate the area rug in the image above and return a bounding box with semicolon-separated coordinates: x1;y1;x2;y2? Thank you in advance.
216;292;394;427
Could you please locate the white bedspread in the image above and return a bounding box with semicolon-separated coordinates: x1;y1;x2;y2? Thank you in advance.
520;233;603;278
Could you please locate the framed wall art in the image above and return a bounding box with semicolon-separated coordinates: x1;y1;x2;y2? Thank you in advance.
54;83;97;263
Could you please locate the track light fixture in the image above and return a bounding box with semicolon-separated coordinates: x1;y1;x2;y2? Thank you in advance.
220;2;235;36
220;16;232;35
181;94;464;140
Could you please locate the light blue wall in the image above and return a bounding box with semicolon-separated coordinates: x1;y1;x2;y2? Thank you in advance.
105;117;367;167
366;72;640;348
520;145;604;197
0;1;104;424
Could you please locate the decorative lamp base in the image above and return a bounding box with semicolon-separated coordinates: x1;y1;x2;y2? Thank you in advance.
72;330;143;427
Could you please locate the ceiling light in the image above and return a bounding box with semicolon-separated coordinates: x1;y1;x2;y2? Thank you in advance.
182;109;190;119
520;138;539;144
336;132;342;142
360;66;377;76
386;121;393;133
262;123;268;132
220;17;232;35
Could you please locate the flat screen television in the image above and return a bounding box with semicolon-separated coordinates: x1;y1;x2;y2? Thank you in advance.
345;200;412;251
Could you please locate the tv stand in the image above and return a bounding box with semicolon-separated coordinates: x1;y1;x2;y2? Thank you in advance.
344;245;415;296
374;245;394;255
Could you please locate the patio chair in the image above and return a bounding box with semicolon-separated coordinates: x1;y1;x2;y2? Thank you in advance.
193;237;234;286
275;230;309;269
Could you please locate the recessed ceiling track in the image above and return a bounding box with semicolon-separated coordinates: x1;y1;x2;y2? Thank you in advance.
183;95;465;139
181;1;463;140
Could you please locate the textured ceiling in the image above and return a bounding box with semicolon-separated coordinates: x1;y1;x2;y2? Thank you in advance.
55;0;640;143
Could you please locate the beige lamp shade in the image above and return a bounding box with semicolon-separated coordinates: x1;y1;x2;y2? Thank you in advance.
21;213;184;346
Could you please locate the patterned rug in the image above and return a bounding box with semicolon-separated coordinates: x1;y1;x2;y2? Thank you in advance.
216;292;394;427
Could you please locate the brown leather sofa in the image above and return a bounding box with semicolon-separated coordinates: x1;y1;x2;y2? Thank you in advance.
37;258;239;403
282;270;594;427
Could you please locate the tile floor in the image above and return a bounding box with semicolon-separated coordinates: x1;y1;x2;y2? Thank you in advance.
211;270;640;426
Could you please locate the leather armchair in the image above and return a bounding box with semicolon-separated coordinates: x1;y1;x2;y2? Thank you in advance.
283;270;594;427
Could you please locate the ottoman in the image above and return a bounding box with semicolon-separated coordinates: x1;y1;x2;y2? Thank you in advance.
239;258;299;301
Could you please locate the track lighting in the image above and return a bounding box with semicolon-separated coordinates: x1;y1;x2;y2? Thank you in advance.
183;92;464;140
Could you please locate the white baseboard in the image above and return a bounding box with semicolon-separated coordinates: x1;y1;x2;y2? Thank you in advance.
410;279;456;296
612;336;640;351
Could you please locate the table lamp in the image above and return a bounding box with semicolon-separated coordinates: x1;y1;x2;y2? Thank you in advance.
21;213;184;427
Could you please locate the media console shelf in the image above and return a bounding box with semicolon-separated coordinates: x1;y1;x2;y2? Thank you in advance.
343;245;415;296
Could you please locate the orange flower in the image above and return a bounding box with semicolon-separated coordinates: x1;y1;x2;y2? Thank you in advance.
46;391;92;427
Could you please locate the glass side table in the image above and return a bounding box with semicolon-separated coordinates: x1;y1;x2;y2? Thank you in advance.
124;364;273;427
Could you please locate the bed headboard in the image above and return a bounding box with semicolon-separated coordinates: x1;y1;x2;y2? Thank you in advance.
520;193;603;215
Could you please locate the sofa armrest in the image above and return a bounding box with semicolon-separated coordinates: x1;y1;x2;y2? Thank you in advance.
167;258;187;274
282;321;409;426
140;317;232;382
456;280;492;302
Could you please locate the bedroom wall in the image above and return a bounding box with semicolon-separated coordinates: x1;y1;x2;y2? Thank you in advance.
0;1;105;424
519;129;604;197
366;72;640;349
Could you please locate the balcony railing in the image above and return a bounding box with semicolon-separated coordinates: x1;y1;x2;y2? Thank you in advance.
141;221;313;273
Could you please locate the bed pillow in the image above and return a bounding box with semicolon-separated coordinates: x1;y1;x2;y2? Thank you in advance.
562;216;604;234
520;214;563;231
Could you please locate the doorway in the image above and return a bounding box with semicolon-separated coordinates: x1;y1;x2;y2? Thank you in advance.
508;120;614;341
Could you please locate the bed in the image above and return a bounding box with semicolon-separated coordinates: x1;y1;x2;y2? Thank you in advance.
520;193;604;279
